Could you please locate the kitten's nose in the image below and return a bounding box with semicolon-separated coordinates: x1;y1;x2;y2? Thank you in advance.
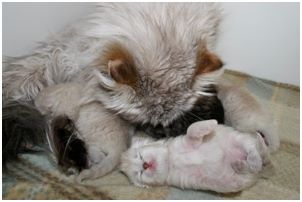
143;162;150;170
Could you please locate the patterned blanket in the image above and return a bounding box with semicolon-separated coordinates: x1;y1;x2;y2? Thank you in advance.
2;70;300;199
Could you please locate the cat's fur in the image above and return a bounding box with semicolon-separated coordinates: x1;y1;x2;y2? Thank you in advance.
3;3;225;166
121;120;271;193
3;3;279;171
35;83;131;181
3;3;223;126
2;101;48;167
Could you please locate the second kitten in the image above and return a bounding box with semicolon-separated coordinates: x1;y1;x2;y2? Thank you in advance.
35;83;131;181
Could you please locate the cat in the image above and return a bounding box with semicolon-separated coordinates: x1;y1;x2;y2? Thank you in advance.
3;3;278;170
120;120;271;193
35;83;131;181
3;3;225;165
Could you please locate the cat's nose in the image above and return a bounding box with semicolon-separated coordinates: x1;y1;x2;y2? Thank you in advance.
143;162;150;170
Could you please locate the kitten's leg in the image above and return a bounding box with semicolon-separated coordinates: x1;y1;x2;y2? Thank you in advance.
217;82;280;153
75;103;129;182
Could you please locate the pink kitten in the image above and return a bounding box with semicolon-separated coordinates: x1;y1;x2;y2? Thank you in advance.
120;120;270;193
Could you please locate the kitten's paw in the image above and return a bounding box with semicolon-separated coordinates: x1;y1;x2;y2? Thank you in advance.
246;151;262;173
231;160;249;174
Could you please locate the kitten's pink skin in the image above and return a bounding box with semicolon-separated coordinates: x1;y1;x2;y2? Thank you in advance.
121;120;269;193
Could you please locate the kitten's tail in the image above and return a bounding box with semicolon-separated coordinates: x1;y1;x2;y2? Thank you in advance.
3;100;48;168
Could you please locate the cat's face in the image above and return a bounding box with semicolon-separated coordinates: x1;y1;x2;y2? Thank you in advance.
93;41;223;127
120;143;169;186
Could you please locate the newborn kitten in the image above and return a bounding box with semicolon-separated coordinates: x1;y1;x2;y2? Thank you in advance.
35;83;131;181
121;120;270;193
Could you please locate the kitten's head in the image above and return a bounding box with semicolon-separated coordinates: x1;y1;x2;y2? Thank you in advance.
120;137;169;186
91;40;223;126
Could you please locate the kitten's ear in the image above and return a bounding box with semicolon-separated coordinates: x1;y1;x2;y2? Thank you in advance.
195;44;223;75
186;120;218;142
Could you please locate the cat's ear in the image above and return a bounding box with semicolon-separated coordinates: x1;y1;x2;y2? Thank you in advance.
93;42;139;90
191;43;224;94
186;119;218;143
105;43;139;89
195;44;223;75
108;59;139;89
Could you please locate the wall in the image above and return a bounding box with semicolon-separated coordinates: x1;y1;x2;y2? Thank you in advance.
3;3;94;56
2;3;300;86
216;2;300;86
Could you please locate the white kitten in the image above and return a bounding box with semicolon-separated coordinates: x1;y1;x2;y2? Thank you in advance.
120;120;270;193
35;83;131;182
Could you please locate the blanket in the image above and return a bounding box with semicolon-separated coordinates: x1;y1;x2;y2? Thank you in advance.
2;70;300;199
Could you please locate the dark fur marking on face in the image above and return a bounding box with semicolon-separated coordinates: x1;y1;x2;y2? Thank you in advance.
51;116;88;173
136;86;224;139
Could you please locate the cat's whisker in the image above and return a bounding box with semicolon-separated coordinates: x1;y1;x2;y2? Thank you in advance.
62;132;77;162
185;111;205;121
